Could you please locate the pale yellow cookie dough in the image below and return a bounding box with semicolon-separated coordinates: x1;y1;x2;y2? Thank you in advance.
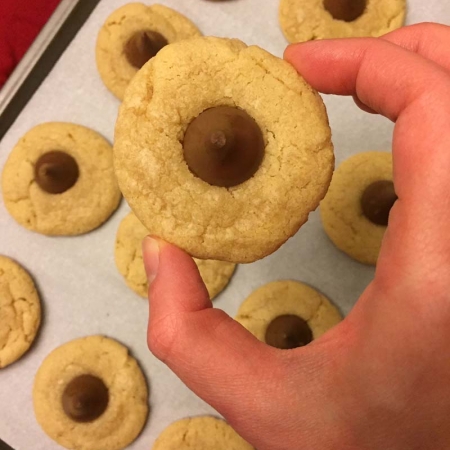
0;256;41;368
320;151;393;265
279;0;406;43
236;280;342;343
194;257;236;301
96;3;201;100
152;416;253;450
1;123;121;236
114;37;334;263
115;212;236;299
33;335;148;450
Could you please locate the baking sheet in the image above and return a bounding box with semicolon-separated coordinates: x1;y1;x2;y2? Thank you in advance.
1;1;450;449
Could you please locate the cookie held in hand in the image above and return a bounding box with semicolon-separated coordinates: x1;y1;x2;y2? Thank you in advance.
114;37;334;263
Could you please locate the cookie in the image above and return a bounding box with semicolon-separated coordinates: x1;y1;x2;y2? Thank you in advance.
33;335;148;450
320;151;395;265
279;0;406;43
235;280;342;349
1;123;121;236
115;212;236;299
0;256;41;368
114;36;334;263
152;416;253;450
96;3;201;100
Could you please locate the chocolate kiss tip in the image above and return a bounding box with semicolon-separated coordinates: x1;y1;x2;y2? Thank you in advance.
210;130;227;149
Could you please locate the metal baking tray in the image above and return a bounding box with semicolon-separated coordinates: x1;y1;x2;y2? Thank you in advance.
0;1;449;449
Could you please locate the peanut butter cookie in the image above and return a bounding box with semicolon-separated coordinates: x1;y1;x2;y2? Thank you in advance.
33;335;148;450
152;416;253;450
2;123;121;236
279;0;406;43
96;3;201;100
114;37;334;263
115;212;236;299
320;151;395;265
0;256;41;368
236;280;342;349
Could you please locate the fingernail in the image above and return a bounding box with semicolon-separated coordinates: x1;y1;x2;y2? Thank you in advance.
143;237;160;284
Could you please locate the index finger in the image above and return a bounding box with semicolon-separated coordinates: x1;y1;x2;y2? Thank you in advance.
285;38;450;276
284;38;450;122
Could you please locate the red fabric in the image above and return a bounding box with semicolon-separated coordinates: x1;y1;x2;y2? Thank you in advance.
0;0;61;88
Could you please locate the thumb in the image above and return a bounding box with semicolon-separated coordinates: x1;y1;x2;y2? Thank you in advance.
142;237;286;421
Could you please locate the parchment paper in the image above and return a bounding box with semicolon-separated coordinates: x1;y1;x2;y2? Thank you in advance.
1;1;449;449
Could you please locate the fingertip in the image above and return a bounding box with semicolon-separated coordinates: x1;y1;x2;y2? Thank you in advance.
283;43;297;61
283;41;318;64
283;40;341;90
146;237;211;315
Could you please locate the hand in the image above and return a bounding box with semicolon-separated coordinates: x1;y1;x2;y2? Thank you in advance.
143;23;450;450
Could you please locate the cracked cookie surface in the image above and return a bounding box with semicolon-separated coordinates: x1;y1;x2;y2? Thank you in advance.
320;151;393;265
0;256;41;368
1;122;121;236
235;280;342;342
114;37;334;263
152;416;253;450
115;212;236;299
96;3;201;100
33;335;148;450
279;0;406;42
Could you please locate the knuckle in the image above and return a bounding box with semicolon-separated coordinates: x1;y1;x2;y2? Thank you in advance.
148;313;184;362
408;22;450;42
